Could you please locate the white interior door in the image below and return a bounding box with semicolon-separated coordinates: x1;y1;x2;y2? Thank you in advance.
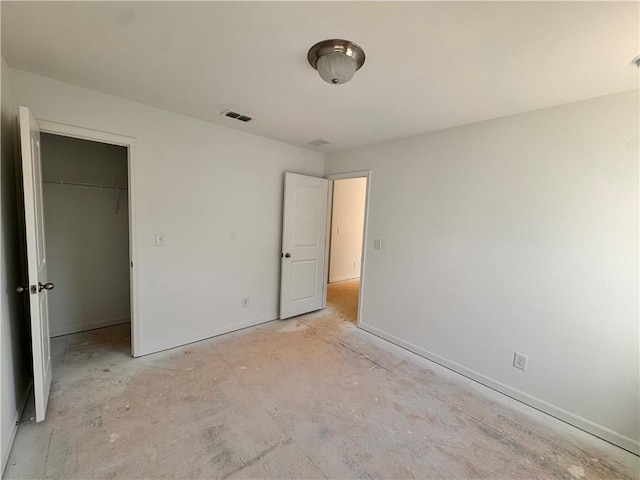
19;106;53;422
280;173;329;319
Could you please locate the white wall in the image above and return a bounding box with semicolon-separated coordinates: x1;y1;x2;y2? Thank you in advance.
1;57;30;473
9;68;324;356
329;177;366;283
326;90;640;454
41;133;130;336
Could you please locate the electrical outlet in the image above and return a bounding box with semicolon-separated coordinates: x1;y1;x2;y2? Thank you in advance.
241;297;250;308
513;352;528;371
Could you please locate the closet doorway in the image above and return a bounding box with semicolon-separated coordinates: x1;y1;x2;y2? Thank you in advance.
40;132;132;351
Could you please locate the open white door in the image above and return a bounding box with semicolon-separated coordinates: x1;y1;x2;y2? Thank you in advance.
18;106;53;422
280;173;329;319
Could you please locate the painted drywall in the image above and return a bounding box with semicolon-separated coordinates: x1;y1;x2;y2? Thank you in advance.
1;57;30;473
326;90;640;454
9;68;324;356
41;133;130;336
329;178;366;283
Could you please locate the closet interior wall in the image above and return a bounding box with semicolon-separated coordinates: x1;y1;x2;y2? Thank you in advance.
40;133;130;337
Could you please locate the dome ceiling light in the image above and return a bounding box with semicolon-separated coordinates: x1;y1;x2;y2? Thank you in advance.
307;39;366;85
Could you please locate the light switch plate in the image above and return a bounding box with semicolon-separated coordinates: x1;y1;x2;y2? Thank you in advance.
155;233;165;246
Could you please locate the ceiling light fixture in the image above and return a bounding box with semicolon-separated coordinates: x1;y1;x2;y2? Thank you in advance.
307;39;365;85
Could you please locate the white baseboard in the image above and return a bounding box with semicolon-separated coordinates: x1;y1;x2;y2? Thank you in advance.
329;274;360;283
50;316;131;337
2;380;32;475
136;314;277;357
360;323;640;456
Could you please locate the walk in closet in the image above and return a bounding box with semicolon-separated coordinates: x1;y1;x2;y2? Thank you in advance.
40;133;130;337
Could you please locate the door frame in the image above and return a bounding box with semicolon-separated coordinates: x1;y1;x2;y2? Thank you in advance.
323;170;371;328
36;119;140;357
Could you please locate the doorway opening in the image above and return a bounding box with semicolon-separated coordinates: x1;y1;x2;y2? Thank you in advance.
325;175;369;326
39;132;132;354
278;171;370;324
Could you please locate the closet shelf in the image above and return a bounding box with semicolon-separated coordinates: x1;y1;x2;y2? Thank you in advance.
43;180;127;190
43;180;127;213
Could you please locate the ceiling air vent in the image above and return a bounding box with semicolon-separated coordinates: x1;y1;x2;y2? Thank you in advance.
221;109;253;123
308;139;330;147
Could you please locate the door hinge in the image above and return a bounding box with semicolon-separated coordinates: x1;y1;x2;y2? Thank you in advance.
30;285;37;294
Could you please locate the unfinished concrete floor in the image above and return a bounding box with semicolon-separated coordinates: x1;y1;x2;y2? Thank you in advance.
5;301;639;479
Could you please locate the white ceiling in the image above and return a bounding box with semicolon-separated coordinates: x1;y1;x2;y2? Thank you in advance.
2;1;638;153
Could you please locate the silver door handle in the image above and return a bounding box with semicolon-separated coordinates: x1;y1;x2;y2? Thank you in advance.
16;286;27;293
38;282;55;292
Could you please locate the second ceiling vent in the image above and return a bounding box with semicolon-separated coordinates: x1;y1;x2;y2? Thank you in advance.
221;109;252;123
308;138;330;146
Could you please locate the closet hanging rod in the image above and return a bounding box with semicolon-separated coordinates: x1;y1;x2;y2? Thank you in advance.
43;180;128;191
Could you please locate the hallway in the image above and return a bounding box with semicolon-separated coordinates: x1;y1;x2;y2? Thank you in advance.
326;279;359;324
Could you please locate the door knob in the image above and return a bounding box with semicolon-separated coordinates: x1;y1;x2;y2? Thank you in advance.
38;282;55;292
16;286;27;293
284;253;291;258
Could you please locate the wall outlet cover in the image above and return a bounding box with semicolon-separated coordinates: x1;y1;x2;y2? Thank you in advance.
513;352;528;371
